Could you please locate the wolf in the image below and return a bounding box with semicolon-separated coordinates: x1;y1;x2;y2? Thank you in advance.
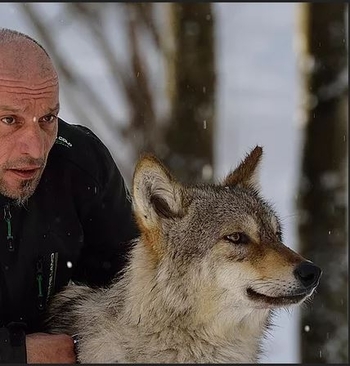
45;146;322;363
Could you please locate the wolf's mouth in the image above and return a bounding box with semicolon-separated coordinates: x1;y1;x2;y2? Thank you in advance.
246;287;308;306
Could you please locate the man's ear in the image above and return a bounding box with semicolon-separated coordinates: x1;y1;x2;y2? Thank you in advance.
132;154;184;231
222;146;263;190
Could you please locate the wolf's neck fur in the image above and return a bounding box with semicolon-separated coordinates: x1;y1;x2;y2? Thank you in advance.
115;241;271;363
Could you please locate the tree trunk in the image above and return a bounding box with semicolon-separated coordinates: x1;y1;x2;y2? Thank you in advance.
297;3;348;363
164;3;216;182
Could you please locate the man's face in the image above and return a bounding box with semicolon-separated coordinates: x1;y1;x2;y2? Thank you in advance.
0;47;59;205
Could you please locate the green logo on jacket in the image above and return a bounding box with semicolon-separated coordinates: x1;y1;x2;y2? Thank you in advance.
55;136;73;148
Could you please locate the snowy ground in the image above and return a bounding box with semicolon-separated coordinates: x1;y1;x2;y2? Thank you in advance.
0;2;303;362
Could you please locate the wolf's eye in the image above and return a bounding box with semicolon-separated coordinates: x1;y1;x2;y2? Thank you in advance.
225;232;249;245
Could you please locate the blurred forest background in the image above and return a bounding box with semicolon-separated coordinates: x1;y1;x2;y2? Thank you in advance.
0;2;347;363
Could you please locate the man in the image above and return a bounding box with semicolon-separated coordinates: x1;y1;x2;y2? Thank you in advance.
0;28;139;363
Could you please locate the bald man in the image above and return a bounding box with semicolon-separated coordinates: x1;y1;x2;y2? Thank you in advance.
0;29;139;363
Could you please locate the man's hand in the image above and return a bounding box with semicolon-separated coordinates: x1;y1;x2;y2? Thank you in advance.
26;333;77;364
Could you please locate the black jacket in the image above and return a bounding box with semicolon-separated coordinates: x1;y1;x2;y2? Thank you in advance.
0;119;139;362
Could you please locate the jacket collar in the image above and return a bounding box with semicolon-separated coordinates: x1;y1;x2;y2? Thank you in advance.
0;193;15;209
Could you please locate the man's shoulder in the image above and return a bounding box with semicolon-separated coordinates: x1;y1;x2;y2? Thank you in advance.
50;118;117;186
55;118;104;149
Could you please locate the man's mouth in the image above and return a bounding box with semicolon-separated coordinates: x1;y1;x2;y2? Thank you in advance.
246;287;310;306
8;167;41;179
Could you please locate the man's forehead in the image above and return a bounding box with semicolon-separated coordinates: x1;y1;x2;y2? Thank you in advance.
0;78;59;103
0;102;60;113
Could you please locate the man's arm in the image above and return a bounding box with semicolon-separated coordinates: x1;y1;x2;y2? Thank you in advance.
0;326;76;364
0;325;26;363
71;129;139;287
26;333;76;364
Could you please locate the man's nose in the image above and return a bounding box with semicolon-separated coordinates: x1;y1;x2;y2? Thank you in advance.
18;122;45;159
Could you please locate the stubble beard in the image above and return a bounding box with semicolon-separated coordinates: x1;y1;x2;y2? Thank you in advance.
0;167;45;207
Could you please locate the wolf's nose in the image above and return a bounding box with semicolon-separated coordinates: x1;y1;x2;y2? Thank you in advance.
294;261;322;289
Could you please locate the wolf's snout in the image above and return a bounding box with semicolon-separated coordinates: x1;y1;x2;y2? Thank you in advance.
293;261;322;289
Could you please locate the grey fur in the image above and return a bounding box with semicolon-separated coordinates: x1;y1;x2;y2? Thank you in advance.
46;146;320;363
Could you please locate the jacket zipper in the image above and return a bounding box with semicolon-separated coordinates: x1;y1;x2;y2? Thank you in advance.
3;205;45;312
36;257;44;311
4;205;14;251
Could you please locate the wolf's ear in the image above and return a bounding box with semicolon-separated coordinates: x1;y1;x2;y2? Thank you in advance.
132;154;184;230
223;146;263;190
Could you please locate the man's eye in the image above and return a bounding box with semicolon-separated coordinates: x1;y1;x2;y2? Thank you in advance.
40;114;57;123
1;116;16;125
224;232;249;245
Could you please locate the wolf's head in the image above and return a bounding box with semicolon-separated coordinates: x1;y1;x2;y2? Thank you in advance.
131;147;322;313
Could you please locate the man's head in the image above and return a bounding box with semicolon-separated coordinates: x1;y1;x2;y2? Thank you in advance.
0;28;59;205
